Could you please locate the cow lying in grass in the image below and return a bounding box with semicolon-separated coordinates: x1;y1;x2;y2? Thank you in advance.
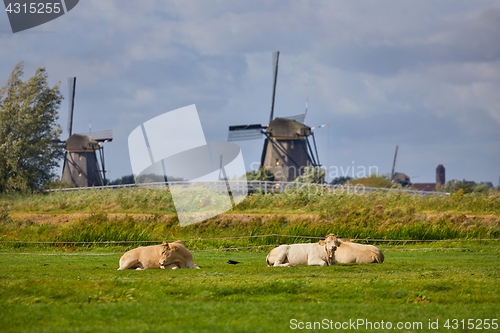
118;241;200;270
266;235;338;267
328;234;384;264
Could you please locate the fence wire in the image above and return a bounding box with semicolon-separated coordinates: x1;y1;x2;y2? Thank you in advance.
1;234;498;251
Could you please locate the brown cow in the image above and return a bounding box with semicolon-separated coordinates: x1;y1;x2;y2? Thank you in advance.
327;234;384;264
118;241;200;270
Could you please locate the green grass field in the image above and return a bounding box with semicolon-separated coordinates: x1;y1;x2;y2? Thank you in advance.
0;188;499;332
0;245;499;333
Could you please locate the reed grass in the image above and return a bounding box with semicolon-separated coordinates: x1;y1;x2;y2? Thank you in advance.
0;188;498;250
1;187;499;215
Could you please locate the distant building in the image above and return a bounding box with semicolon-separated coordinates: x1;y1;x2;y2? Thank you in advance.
411;164;446;192
411;183;437;191
436;164;445;185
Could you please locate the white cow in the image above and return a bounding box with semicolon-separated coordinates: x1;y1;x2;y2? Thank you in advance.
266;235;338;267
118;241;200;270
328;234;384;264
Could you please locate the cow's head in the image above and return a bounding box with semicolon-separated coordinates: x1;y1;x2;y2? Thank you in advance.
323;234;340;265
159;241;172;267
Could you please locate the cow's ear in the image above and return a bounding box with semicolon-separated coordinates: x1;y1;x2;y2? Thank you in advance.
162;241;170;249
318;240;326;246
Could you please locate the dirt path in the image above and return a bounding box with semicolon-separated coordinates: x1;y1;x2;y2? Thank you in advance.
9;212;322;224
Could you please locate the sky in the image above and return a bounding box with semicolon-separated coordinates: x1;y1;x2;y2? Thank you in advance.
1;1;499;185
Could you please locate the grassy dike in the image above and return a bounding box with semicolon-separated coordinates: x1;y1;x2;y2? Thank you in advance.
0;187;499;249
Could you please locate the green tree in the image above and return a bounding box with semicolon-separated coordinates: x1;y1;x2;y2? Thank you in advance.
347;174;395;188
108;174;136;186
0;62;63;192
442;179;491;194
330;176;352;185
245;167;275;182
294;166;326;184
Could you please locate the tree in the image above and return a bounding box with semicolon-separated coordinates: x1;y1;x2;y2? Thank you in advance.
0;62;64;192
108;174;136;186
293;166;325;184
441;179;491;194
245;167;275;182
347;174;395;188
330;176;352;185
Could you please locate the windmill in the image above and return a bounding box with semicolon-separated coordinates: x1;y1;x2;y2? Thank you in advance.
390;145;411;187
228;52;325;182
61;77;113;187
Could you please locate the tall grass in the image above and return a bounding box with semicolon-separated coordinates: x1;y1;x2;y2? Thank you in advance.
0;188;177;214
0;187;498;250
1;187;499;215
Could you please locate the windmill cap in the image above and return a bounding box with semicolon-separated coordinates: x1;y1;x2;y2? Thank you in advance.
65;134;99;152
267;118;311;138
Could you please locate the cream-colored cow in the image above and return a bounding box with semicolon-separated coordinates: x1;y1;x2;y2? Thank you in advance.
118;241;199;270
266;235;338;267
327;234;384;264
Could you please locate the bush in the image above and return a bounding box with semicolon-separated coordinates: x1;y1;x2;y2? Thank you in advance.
347;174;395;188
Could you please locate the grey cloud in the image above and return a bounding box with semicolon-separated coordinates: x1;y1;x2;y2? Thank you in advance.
1;0;498;184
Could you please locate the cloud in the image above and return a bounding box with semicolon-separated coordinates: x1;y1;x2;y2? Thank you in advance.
0;0;498;184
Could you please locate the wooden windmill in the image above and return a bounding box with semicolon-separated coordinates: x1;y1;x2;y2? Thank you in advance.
61;77;113;187
390;145;411;187
228;52;325;182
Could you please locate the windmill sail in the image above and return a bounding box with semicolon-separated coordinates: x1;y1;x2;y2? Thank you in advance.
391;145;398;181
67;77;76;136
269;51;279;123
227;124;264;142
311;124;329;130
78;129;113;142
283;113;306;123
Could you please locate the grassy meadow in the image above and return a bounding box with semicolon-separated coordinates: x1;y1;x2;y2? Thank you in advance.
0;187;499;332
0;248;499;332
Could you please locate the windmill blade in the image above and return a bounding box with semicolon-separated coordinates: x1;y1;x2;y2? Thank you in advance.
77;129;113;143
227;124;264;141
67;77;76;137
391;145;398;181
283;98;310;124
269;51;280;123
304;97;309;123
283;114;306;124
305;135;318;166
311;124;329;130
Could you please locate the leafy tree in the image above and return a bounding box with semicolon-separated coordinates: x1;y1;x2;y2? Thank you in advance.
442;179;491;194
245;167;275;182
108;174;186;185
0;62;63;192
294;166;326;184
108;174;136;186
347;174;395;188
331;176;352;185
